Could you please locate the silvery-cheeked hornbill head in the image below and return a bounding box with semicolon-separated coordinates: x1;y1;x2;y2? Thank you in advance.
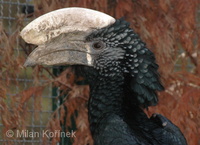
21;7;164;107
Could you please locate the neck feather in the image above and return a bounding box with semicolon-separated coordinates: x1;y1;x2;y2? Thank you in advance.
87;70;124;133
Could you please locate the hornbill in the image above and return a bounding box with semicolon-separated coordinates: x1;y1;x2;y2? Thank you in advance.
21;8;187;145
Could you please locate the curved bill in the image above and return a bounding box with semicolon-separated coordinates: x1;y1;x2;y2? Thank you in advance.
24;33;94;67
21;7;115;67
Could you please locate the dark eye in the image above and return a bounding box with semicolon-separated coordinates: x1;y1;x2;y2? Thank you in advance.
92;41;105;50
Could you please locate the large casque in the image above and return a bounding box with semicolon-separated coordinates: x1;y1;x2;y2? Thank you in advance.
20;7;115;45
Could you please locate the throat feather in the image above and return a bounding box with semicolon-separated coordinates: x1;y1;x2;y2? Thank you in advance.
88;73;124;133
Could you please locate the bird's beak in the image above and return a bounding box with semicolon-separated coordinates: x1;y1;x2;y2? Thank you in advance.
21;7;115;67
24;33;94;67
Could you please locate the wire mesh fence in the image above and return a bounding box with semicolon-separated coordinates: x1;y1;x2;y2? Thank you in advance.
0;0;58;144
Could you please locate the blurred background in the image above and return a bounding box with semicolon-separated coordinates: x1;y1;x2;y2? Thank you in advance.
0;0;199;145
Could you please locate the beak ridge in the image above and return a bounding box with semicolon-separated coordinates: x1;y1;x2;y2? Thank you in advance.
24;38;94;67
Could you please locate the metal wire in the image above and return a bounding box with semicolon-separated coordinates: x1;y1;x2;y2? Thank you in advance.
0;0;55;144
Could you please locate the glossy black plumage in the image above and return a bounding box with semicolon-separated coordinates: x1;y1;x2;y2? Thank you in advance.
75;19;187;145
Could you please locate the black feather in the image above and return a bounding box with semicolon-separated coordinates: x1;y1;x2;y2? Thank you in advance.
77;18;187;145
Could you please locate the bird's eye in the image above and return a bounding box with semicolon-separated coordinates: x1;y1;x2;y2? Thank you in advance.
92;41;105;50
